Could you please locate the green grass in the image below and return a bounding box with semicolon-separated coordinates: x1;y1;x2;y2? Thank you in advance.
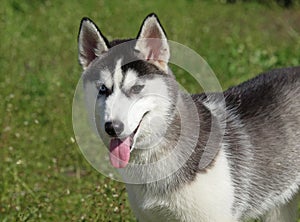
0;0;299;221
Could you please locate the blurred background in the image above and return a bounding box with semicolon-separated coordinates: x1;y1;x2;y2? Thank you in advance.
0;0;299;221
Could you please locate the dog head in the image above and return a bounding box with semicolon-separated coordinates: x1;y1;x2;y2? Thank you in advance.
78;14;178;168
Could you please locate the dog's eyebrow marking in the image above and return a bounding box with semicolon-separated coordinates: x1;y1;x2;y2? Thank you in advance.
113;59;123;90
100;68;113;89
122;69;138;90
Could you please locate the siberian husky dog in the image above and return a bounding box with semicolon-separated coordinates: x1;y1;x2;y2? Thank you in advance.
78;13;300;222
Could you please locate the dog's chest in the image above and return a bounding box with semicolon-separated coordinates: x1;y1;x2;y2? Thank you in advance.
126;149;237;222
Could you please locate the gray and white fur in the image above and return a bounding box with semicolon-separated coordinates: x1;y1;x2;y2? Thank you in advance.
78;13;300;222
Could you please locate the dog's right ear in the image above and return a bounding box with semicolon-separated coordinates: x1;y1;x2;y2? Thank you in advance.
78;18;109;70
135;13;170;73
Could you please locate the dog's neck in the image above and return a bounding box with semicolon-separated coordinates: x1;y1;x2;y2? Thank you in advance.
123;92;223;193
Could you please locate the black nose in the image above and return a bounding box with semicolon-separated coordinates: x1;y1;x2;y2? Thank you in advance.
105;120;124;137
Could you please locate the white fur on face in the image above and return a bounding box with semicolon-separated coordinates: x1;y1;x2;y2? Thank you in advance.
113;59;123;90
127;77;170;149
122;69;138;91
100;68;113;89
85;59;171;151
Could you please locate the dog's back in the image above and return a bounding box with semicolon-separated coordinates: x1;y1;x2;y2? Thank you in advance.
223;67;300;219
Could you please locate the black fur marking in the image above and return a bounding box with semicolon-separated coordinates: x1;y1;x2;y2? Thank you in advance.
121;60;166;77
109;39;134;47
83;44;168;92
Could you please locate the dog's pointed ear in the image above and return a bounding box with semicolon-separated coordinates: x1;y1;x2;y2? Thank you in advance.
135;14;170;73
78;18;109;70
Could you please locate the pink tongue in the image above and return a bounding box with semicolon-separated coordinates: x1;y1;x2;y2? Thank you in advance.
109;137;131;168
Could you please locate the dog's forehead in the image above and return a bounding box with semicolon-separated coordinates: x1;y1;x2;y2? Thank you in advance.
83;53;122;83
83;45;166;86
83;57;128;88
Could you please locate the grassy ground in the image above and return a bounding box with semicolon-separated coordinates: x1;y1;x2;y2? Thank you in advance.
0;0;299;221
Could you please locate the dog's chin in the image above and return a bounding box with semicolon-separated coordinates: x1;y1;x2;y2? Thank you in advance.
129;111;150;151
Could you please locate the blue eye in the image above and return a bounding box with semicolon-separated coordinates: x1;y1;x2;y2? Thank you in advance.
96;81;108;96
130;85;144;94
98;84;107;94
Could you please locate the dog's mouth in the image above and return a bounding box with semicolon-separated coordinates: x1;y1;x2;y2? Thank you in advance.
109;111;149;168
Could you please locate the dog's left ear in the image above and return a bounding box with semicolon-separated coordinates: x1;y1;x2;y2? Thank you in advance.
135;13;170;73
78;18;109;70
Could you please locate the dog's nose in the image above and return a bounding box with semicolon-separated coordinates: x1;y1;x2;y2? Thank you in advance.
105;120;124;137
